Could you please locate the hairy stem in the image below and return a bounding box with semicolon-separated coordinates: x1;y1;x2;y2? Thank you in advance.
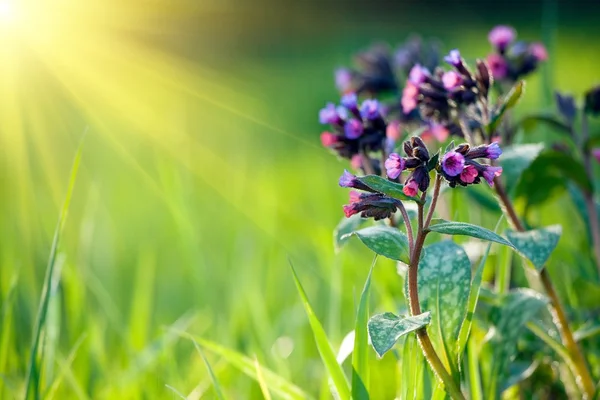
493;178;596;398
425;175;443;228
406;183;466;400
361;150;376;176
396;201;414;252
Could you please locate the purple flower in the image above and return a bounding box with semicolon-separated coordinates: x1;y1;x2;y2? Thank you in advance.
444;49;462;67
442;71;463;90
441;151;466;176
335;68;353;92
488;25;516;50
592;149;600;164
341;93;358;109
408;64;429;85
360;99;381;120
487;54;508;80
384;153;406;179
344;118;364;139
486;142;502;159
319;103;340;124
482;166;503;186
339;170;356;188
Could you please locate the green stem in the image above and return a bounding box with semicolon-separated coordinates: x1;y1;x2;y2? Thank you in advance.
406;181;466;400
493;178;596;399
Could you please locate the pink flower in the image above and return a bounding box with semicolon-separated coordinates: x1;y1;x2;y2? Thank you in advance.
488;25;516;49
386;120;402;141
403;180;419;197
343;204;358;218
460;165;478;184
442;71;463;90
351;154;363;170
320;132;338;147
441;151;466;177
408;64;429;85
430;124;449;142
487;54;508;80
482;166;503;186
401;81;419;114
530;42;548;61
335;68;353;93
349;190;362;204
592;148;600;163
384;153;406;179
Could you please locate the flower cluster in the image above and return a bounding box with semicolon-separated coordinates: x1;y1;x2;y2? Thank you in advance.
402;50;492;126
486;25;547;84
385;136;432;196
439;142;503;187
320;94;389;170
339;171;402;220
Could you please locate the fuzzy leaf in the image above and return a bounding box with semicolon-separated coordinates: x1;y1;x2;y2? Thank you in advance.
427;151;440;172
518;113;572;136
506;225;562;271
427;219;514;248
368;312;431;358
343;226;410;262
499;143;544;191
489;81;525;132
417;241;471;372
357;175;421;202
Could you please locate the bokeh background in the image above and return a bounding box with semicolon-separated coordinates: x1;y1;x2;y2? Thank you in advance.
1;0;599;398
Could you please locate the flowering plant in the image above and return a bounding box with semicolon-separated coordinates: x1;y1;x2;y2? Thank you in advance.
293;25;600;400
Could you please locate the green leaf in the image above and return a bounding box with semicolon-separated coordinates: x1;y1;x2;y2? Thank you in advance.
427;151;440;172
489;80;526;132
499;143;544;191
517;113;572;136
367;312;431;358
24;135;85;400
334;214;365;252
343;226;410;262
357;175;421;202
417;241;471;372
427;219;514;249
484;289;548;398
351;257;375;399
506;225;562;271
193;341;226;400
290;263;351;400
455;244;491;365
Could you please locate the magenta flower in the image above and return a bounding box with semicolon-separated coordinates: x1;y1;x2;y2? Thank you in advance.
384;153;406;179
335;68;353;93
360;99;381;120
319;103;341;124
444;49;462;67
348;190;362;204
386;120;402;141
441;151;466;177
401;81;419;114
442;71;463;90
530;42;548;61
408;64;429;85
343;204;359;218
488;25;516;50
460;165;478;184
344;118;364;139
487;54;508;80
482;166;503;186
403;180;419;197
592;149;600;163
320;132;339;147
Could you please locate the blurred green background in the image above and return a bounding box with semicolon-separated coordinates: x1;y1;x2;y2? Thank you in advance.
0;0;599;398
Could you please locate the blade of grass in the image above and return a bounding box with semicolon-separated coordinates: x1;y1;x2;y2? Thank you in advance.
254;356;272;400
0;269;19;394
24;133;85;400
165;385;187;400
351;256;376;400
192;340;225;400
467;338;483;400
177;332;309;400
289;261;351;400
45;334;87;400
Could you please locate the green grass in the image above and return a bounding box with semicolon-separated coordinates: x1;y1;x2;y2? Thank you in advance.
1;15;600;399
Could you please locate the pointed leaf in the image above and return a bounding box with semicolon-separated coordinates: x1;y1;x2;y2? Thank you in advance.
343;226;409;262
506;225;562;271
290;263;351;400
489;81;525;132
367;312;431;357
499;143;544;190
334;214;365;252
427;151;440;172
351;257;376;399
417;241;471;371
427;220;514;249
357;175;421;202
